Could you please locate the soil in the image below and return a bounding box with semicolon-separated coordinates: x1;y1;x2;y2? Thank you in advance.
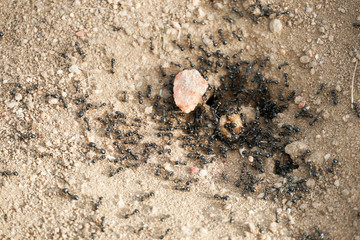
0;0;359;239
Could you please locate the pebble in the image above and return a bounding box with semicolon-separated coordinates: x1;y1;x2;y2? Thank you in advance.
75;30;85;37
324;153;331;160
117;198;125;208
334;180;340;187
284;141;308;160
305;178;316;188
16;108;24;118
199;169;208;178
173;69;208;113
171;21;181;30
15;93;22;101
321;110;330;120
300;55;311;63
269;222;277;233
214;2;224;10
337;7;346;13
305;7;313;13
6;101;18;109
202;34;210;46
48;98;59;105
294;96;304;104
308;151;324;166
341;189;350;196
145;106;153;114
269;19;283;33
69;65;81;75
299;204;307;210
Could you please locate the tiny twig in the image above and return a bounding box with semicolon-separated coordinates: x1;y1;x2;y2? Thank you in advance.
351;60;358;108
162;26;167;51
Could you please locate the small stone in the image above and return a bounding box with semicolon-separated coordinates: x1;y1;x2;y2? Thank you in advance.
69;65;81;75
245;222;256;233
269;19;283;33
6;101;18;109
171;21;181;30
294;96;304;104
299;204;307;210
305;7;313;13
341;189;350;196
338;7;346;13
117;198;125;208
269;222;277;233
199;169;208;178
16;108;24;118
306;178;316;188
321;110;330;120
334;180;340;187
57;69;63;75
48;98;59;105
15;93;23;101
327;206;334;213
145;106;153;114
335;85;342;92
75;30;85;38
190;167;199;174
298;101;306;109
308;151;324;165
202;34;210;46
324;153;331;160
214;2;224;10
284;141;308;160
300;55;311;63
173;69;208;113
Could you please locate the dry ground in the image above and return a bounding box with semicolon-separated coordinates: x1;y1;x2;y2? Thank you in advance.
0;0;359;239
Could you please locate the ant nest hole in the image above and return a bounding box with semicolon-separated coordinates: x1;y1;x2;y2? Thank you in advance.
219;106;256;140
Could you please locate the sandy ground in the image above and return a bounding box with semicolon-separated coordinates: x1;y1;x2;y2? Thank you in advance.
0;0;359;239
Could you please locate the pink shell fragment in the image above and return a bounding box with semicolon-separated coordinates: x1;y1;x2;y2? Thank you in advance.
173;69;208;113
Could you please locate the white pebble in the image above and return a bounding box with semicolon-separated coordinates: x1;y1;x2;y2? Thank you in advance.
202;34;210;46
16;109;24;118
117;198;125;208
57;69;63;75
15;93;23;101
145;106;153;114
48;98;59;105
324;153;331;160
300;55;311;63
6;101;18;109
269;19;283;33
69;65;81;75
199;169;208;178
